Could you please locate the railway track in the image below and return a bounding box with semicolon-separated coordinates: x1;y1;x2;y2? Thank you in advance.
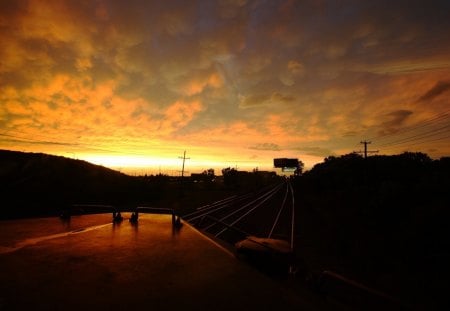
182;179;296;252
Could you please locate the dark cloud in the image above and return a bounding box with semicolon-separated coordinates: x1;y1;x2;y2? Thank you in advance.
293;146;335;158
239;92;295;109
386;110;413;123
249;143;281;151
0;134;78;147
239;94;271;108
377;110;413;136
418;81;450;102
271;92;295;103
342;131;359;137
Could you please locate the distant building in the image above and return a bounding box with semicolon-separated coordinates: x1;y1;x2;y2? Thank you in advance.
190;170;215;182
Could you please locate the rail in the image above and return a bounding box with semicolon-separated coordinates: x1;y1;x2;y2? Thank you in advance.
199;215;250;238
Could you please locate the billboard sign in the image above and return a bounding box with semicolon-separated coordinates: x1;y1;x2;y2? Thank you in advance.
273;158;299;168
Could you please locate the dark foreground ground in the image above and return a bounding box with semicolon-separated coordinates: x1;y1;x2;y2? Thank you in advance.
0;213;359;311
2;150;449;310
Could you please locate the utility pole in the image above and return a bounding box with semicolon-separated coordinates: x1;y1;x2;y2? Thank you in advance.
178;150;190;178
178;150;190;197
355;140;378;159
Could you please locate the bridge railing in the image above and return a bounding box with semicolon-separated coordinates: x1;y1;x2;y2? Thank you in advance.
136;206;181;227
62;205;182;228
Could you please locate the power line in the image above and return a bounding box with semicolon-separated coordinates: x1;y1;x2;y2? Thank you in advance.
368;110;450;143
381;133;450;154
360;108;450;156
377;124;450;148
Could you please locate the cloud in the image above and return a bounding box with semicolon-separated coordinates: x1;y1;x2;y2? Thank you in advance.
238;93;271;108
293;146;336;158
342;131;359;138
239;92;295;108
0;135;78;147
418;81;450;102
249;143;281;151
288;60;304;75
160;100;204;135
1;0;450;168
377;110;413;136
178;71;223;96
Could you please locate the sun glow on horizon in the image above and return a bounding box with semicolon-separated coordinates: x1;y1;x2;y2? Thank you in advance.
74;151;289;175
80;154;181;169
75;151;322;176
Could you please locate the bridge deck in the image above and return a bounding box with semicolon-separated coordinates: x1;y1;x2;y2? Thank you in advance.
0;213;341;310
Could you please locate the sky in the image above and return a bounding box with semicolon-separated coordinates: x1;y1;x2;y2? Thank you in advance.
1;0;450;175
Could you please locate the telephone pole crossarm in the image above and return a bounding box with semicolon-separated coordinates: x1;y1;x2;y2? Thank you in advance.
355;140;378;159
178;150;190;178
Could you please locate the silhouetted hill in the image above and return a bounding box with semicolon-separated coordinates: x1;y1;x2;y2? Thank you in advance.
0;150;244;219
0;150;159;218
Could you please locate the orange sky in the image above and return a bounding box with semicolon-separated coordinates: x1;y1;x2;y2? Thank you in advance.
1;0;450;175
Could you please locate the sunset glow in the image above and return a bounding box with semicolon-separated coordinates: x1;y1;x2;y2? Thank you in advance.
1;0;449;174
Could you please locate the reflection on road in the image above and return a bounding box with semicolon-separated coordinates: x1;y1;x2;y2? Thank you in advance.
0;214;115;254
0;222;112;254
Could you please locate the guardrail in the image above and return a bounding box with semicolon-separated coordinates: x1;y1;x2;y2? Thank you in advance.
62;205;182;228
136;206;181;227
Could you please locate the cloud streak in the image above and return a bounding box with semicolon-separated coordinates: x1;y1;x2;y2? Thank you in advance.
418;81;450;102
